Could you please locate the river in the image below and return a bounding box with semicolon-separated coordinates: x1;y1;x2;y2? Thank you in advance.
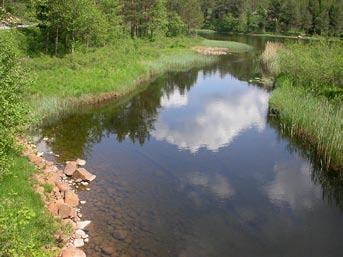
37;35;343;257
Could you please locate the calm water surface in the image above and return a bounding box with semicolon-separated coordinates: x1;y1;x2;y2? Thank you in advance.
38;35;343;257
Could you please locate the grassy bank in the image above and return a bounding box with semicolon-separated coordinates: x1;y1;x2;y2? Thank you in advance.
266;41;343;170
18;34;251;125
0;153;60;257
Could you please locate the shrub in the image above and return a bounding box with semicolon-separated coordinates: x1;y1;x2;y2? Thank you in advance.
0;32;28;177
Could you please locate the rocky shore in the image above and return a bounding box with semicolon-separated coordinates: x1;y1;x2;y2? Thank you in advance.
20;139;96;257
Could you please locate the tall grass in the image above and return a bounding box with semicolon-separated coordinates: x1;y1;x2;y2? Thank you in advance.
261;41;283;75
267;41;343;170
270;78;343;169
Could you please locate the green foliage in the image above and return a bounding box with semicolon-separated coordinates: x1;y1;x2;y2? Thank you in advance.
0;155;59;257
166;13;187;37
0;32;28;177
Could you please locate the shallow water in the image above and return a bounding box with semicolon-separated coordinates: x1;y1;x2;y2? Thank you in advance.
38;35;343;257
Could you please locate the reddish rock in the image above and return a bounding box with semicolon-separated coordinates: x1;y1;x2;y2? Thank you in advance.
58;204;76;219
62;219;77;230
46;172;60;185
73;168;96;182
48;202;59;215
64;161;77;176
56;181;69;192
102;245;116;255
60;247;86;257
29;154;45;168
64;191;79;207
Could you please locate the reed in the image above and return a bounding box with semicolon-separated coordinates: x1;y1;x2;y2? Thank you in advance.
267;41;343;170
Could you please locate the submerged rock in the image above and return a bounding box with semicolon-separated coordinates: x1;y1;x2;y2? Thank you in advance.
60;247;86;257
113;229;128;240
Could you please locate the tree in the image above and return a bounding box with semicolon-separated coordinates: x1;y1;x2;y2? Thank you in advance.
35;0;108;54
0;33;27;177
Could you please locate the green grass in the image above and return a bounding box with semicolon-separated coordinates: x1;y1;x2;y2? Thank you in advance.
199;39;252;52
270;78;343;170
0;153;60;257
267;41;343;170
21;35;251;125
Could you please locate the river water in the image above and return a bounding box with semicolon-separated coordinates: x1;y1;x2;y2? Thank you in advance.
38;35;343;257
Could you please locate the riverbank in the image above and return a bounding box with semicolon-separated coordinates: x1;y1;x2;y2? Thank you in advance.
18;34;251;126
264;41;343;170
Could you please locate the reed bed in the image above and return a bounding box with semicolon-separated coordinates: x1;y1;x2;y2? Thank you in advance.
267;41;343;170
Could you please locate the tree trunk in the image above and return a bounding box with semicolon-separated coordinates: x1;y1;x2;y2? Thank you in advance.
55;27;59;56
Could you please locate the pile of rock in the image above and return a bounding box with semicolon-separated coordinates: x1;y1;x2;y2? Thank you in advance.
20;140;96;257
193;46;230;56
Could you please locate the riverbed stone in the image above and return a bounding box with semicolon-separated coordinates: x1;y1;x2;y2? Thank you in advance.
64;191;79;207
102;245;116;255
60;247;86;257
73;168;96;182
113;229;128;240
64;161;77;176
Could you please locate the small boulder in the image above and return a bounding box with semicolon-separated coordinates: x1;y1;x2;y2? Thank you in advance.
73;239;84;248
56;181;69;192
58;204;76;219
64;191;79;207
73;168;96;182
75;229;87;239
76;220;91;230
60;247;86;257
48;202;59;215
64;161;77;176
62;219;77;230
76;159;86;166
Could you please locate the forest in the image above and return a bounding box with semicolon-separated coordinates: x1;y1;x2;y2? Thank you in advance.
1;0;342;55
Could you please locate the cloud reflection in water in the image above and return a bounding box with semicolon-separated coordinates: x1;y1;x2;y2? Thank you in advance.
153;84;269;153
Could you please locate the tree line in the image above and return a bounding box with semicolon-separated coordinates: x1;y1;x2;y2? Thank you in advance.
1;0;342;55
201;0;342;36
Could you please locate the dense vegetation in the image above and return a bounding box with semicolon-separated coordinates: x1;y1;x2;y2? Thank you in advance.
0;0;342;256
0;32;27;177
266;41;343;169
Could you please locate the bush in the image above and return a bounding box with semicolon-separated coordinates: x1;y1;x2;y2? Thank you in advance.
0;32;28;177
